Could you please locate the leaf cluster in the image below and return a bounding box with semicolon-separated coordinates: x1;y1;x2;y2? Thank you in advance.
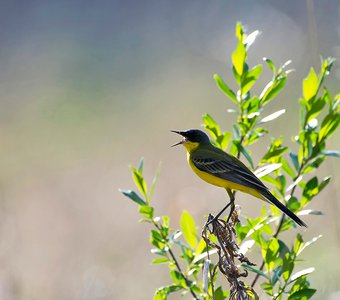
120;23;339;299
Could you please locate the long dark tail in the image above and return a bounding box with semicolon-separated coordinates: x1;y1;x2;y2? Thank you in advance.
261;190;307;227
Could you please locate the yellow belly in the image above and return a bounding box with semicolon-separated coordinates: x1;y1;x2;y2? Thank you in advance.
188;155;263;200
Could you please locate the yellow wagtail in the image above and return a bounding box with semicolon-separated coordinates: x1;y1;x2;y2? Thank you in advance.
171;129;306;227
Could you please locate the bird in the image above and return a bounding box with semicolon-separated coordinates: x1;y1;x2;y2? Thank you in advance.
171;129;307;227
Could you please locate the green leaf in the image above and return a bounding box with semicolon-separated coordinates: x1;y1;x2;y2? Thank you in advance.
241;64;262;94
261;175;281;189
162;215;169;228
170;270;187;288
259;109;286;124
305;98;326;123
214;286;226;300
303;68;318;101
261;139;288;164
260;76;287;105
287;196;300;213
232;40;246;77
293;233;303;255
260;282;273;296
152;257;170;264
289;152;299;171
180;210;197;249
288;288;316;300
235;22;244;41
202;113;221;139
130;166;148;198
119;189;146;206
214;74;238;103
154;285;182;300
217;131;232;150
232;140;254;169
138;158;144;173
139;205;154;219
319;176;331;193
289;276;310;295
263;238;280;271
302;156;325;174
263;57;276;74
282;258;294;282
302;176;318;203
281;157;296;178
232;124;241;140
195;238;207;256
178;242;194;264
319;112;340;141
241;264;269;280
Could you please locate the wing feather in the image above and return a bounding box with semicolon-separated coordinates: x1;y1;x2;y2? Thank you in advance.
191;156;268;192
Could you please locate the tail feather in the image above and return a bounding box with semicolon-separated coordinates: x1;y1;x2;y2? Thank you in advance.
261;190;307;227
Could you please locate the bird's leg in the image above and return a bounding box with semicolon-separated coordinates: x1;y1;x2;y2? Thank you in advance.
226;189;235;222
206;189;235;225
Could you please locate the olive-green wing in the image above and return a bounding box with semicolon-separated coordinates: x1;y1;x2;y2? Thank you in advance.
191;148;307;227
191;149;268;193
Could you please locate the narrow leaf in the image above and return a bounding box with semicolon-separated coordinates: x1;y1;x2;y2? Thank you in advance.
244;30;260;48
303;67;318;101
139;205;154;219
233;141;254;169
138;158;144;173
241;264;269;279
259;109;286;124
232;40;246;76
289;152;299;171
288;288;316;300
180;210;197;249
152;257;170;264
203;113;221;138
281;158;296;178
263;57;276;74
130;166;148;198
241;64;262;94
297;209;324;216
214;74;238;103
319;112;340;141
255;163;282;178
322;150;340;157
297;235;322;256
119;189;146;206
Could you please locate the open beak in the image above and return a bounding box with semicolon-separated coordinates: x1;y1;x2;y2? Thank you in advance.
171;130;186;147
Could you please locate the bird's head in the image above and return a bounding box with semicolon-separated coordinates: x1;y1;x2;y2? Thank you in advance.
171;129;211;151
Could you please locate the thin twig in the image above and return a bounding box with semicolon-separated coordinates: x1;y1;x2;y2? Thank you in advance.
152;221;199;300
202;210;258;300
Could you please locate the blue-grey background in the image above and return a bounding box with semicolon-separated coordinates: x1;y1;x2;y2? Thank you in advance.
0;1;339;299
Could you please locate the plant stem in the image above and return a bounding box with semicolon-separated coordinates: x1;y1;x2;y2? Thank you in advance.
152;221;199;300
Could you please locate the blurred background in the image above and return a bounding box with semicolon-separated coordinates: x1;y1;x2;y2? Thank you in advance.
0;0;339;299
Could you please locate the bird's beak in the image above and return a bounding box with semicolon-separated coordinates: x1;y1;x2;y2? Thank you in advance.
171;130;186;147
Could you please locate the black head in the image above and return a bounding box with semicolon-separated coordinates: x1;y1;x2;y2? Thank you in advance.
171;129;211;146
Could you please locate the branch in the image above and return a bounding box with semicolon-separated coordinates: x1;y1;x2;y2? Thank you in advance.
152;221;199;300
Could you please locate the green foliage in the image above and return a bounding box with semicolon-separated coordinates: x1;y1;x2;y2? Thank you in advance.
120;23;339;299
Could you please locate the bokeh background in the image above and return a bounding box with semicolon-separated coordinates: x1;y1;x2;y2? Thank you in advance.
0;0;339;299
